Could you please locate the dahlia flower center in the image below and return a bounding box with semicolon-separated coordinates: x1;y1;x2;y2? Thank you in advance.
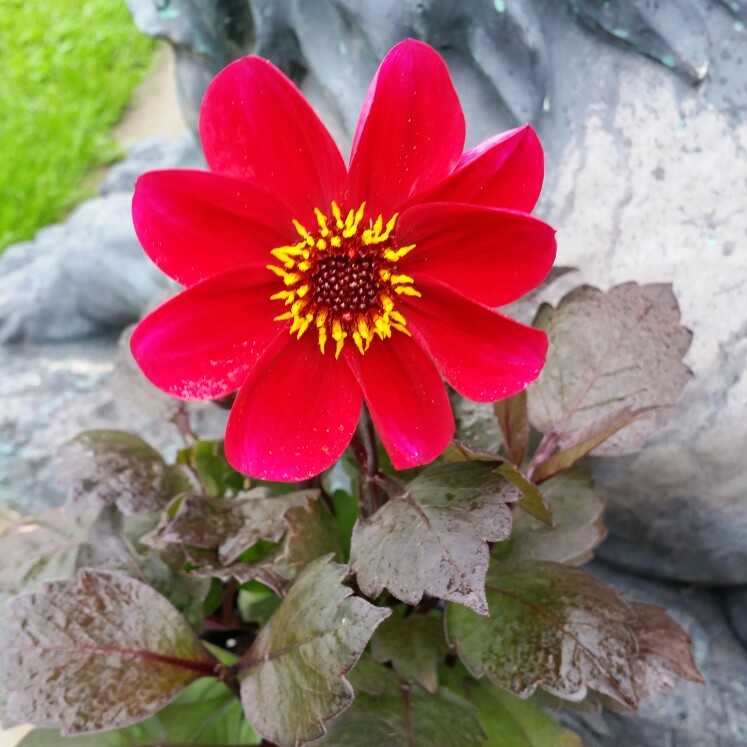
267;201;420;358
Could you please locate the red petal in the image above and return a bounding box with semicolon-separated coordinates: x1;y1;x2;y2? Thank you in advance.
346;40;465;218
130;267;282;400
344;335;454;470
411;125;544;212
397;202;556;306
133;170;296;286
199;56;346;219
225;334;362;480
401;281;548;402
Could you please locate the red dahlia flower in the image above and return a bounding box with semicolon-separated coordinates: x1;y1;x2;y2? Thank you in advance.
130;40;556;481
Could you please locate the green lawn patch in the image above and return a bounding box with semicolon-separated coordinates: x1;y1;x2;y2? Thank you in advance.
0;1;155;252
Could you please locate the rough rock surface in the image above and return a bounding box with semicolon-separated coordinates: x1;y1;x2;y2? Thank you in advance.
724;587;747;650
0;135;214;514
537;7;747;584
0;135;203;345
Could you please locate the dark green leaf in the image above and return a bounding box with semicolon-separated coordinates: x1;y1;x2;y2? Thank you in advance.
322;659;486;746
371;611;448;693
444;674;582;747
59;430;191;516
239;557;390;746
528;283;692;457
189;439;246;497
497;462;553;525
0;570;215;734
277;496;343;580
494;390;529;466
331;489;359;561
495;467;606;566
17;678;260;745
447;561;642;708
351;462;518;614
237;583;281;627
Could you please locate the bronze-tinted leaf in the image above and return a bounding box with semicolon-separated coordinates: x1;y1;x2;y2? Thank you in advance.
59;430;191;516
371;612;448;693
528;283;692;457
496;467;606;566
0;507;208;630
441;444;552;526
629;601;704;700
530;406;656;483
0;570;215;734
351;462;519;614
493;390;529;467
276;497;344;580
323;657;486;746
447;561;641;708
147;488;318;565
239;557;390;746
0;509;89;613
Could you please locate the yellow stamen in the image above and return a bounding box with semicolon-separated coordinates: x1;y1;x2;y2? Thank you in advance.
315;208;330;237
268;201;420;358
383;243;416;261
331;201;344;229
270;289;295;302
395;285;422;297
295;313;314;339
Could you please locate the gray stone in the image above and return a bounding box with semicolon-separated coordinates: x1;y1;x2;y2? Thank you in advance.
0;193;169;343
0;334;227;515
450;6;747;585
559;563;747;747
101;133;204;194
126;0;742;148
535;6;747;583
0;135;217;513
724;587;747;650
0;136;203;345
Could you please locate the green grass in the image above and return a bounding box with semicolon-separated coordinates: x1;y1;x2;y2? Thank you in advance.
0;0;155;252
